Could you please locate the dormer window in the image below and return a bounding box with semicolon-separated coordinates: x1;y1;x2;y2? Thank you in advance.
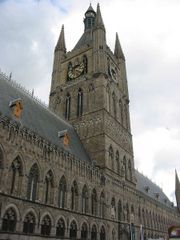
155;193;159;199
144;186;150;193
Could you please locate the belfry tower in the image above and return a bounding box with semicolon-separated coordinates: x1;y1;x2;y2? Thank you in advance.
49;4;136;185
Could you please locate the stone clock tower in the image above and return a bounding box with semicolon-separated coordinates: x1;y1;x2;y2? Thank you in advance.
49;4;136;185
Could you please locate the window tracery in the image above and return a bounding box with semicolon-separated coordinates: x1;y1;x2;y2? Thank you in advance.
27;164;39;201
41;215;51;236
23;212;36;234
59;176;67;208
2;208;17;232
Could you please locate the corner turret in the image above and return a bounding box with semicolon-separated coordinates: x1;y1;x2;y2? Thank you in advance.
92;3;107;73
175;170;180;212
49;25;67;109
114;32;125;60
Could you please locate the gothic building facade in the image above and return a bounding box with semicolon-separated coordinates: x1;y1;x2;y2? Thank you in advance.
0;4;180;240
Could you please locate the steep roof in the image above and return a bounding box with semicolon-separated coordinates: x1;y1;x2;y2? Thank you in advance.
0;72;90;162
135;170;174;208
73;29;93;50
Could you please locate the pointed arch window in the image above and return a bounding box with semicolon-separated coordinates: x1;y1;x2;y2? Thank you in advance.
10;156;23;195
126;202;130;222
81;222;88;240
91;225;97;240
111;197;116;218
45;170;54;204
41;215;51;236
119;100;123;124
2;208;17;232
83;55;88;74
82;185;88;213
116;150;120;174
100;226;106;240
56;218;65;238
71;180;79;211
23;212;36;234
128;159;132;181
58;176;67;208
27;164;39;201
123;156;127;179
109;145;114;170
69;220;77;239
106;84;110;112
118;200;122;221
112;229;116;240
65;93;71;120
124;104;129;129
100;191;105;218
91;188;97;215
112;92;116;118
77;88;83;117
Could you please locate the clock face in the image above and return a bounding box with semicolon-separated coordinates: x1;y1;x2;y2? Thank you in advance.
68;62;84;80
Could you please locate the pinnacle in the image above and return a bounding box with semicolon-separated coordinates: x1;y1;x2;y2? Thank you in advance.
95;3;105;30
55;24;66;53
114;32;125;60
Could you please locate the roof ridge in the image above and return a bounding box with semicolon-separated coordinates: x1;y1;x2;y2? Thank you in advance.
0;70;72;128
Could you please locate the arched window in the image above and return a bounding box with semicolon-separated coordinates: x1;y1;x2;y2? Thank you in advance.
10;156;23;195
126;202;130;222
58;176;67;208
100;226;106;240
41;215;51;236
118;200;122;221
91;225;97;240
0;146;4;169
23;212;36;234
116;151;120;174
77;88;83;117
142;208;145;226
112;229;116;240
124;104;129;129
81;222;88;240
123;156;127;179
27;164;39;201
119;99;123;124
109;145;114;170
2;208;17;232
112;92;116;118
69;220;77;239
106;84;110;112
56;218;65;238
65;93;71;120
82;185;88;213
71;181;78;211
83;55;88;74
111;197;116;218
45;170;54;204
100;191;105;218
128;159;132;180
91;188;97;215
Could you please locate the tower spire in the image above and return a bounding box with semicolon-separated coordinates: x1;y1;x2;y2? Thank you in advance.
95;3;105;30
114;32;125;60
175;169;180;212
55;25;66;53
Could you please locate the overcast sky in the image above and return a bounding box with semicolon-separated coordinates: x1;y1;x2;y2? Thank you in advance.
0;0;180;204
